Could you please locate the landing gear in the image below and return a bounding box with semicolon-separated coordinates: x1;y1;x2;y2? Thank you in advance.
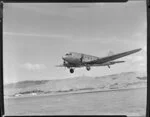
108;65;110;68
70;68;74;73
86;66;91;71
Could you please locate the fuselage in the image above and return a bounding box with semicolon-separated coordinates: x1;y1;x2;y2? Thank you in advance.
62;52;99;66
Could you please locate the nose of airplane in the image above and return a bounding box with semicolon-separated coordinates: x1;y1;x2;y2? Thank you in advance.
62;56;66;60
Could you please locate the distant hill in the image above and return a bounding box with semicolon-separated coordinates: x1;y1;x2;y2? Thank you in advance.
4;71;147;97
5;80;49;89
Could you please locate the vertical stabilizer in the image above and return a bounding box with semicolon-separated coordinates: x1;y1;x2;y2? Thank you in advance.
108;51;114;56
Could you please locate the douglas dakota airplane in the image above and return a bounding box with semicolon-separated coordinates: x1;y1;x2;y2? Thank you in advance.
56;48;142;73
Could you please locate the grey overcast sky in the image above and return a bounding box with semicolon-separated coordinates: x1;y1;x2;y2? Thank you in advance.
3;1;147;84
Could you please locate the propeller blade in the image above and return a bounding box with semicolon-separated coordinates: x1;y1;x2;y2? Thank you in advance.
80;54;84;63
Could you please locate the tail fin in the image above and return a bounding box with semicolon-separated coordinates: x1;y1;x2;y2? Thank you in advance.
108;51;114;56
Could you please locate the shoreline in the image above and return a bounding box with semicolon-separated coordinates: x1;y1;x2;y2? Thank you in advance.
4;86;147;99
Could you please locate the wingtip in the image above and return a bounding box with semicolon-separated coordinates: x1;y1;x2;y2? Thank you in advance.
138;48;142;51
134;48;142;52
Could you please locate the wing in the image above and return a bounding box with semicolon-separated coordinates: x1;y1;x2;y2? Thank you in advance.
85;48;142;65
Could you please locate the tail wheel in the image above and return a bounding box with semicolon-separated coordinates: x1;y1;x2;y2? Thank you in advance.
70;69;74;73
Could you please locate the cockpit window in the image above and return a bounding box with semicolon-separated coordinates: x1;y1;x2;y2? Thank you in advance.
66;53;72;56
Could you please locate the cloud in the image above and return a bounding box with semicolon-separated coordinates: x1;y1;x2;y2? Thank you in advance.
132;55;144;62
9;3;76;19
21;63;46;71
124;46;146;64
71;36;127;44
125;54;146;64
139;63;146;67
125;46;147;72
124;54;146;72
4;32;71;39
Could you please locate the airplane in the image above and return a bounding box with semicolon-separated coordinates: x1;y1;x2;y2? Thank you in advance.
56;48;142;73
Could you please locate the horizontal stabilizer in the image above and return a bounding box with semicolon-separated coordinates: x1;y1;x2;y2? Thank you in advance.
110;61;125;64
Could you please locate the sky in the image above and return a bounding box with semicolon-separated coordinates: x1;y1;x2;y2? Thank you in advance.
3;1;147;84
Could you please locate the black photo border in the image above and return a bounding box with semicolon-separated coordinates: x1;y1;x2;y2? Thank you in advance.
0;0;149;117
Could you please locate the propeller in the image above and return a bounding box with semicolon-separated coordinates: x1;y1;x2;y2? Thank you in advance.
62;57;66;64
80;54;84;63
63;60;66;64
63;59;68;70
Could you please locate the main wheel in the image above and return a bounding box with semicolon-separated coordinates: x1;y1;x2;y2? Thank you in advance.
86;66;91;71
70;69;74;73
